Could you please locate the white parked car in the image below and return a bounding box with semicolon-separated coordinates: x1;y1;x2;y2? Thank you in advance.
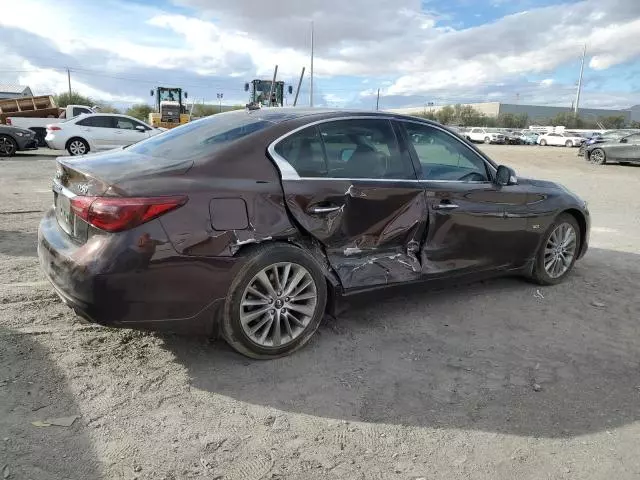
466;128;506;144
537;132;585;147
45;113;163;156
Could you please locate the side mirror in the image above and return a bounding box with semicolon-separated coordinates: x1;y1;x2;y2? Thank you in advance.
288;85;293;95
135;125;146;132
495;165;517;186
184;91;188;99
150;89;154;97
244;83;250;92
620;138;628;143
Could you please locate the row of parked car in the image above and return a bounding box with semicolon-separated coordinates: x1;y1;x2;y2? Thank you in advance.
452;127;588;147
0;113;163;157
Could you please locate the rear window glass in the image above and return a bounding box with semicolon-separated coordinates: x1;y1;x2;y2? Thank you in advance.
128;111;273;161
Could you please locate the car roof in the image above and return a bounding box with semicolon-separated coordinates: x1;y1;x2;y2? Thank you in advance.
219;107;446;126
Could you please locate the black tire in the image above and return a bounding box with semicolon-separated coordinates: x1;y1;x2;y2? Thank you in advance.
31;128;47;147
590;148;606;165
222;243;328;359
484;136;491;144
66;137;90;156
539;139;547;146
0;134;18;157
529;213;581;286
565;140;573;147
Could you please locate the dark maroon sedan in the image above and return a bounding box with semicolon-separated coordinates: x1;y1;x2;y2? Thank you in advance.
38;109;589;358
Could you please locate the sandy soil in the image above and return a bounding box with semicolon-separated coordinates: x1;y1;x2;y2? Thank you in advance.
1;145;639;479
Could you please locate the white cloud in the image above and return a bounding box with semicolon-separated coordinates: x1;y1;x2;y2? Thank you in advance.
0;0;639;109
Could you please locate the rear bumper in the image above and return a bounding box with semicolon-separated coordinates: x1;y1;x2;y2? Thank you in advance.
37;208;232;336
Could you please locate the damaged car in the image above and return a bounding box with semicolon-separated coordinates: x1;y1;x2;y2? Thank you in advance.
38;109;590;359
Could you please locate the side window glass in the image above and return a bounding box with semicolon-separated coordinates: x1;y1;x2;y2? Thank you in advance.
318;119;414;179
403;122;489;182
274;127;327;178
116;118;135;130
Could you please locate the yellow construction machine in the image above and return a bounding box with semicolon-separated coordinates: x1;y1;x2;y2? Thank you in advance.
148;87;190;129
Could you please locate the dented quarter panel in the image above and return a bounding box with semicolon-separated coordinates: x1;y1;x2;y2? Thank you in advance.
281;178;427;289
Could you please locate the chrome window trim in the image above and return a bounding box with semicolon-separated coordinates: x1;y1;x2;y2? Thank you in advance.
267;115;497;183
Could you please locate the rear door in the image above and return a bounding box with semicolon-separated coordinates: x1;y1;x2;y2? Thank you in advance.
75;115;116;150
398;120;532;276
270;117;427;290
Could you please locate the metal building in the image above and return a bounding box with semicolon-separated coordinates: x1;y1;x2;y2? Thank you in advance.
0;84;34;100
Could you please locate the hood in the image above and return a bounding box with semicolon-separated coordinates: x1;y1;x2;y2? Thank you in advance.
517;177;563;189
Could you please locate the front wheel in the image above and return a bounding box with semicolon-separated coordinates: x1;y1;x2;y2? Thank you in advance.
0;134;17;157
222;244;327;359
484;137;491;144
67;138;90;156
590;148;606;165
539;139;547;146
529;214;581;285
565;140;573;147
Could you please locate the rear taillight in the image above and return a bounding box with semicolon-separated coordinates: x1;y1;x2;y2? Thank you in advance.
47;125;61;131
6;118;11;125
70;196;187;233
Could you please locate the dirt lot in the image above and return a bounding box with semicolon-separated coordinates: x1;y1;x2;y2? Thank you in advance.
1;145;639;480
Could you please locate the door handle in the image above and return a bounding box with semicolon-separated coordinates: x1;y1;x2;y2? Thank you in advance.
433;201;459;210
307;205;342;214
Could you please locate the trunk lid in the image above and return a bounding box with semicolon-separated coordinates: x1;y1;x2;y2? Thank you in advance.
52;149;193;243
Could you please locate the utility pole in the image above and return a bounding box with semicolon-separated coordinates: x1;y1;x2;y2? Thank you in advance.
376;88;380;111
268;65;278;107
67;68;72;98
293;67;305;107
310;21;314;107
574;44;587;116
217;93;223;113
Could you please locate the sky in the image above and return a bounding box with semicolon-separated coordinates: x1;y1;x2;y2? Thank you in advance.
0;0;639;111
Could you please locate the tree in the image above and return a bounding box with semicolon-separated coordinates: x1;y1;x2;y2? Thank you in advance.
631;120;640;129
598;115;626;129
95;102;120;114
435;105;455;125
54;92;94;108
125;104;154;121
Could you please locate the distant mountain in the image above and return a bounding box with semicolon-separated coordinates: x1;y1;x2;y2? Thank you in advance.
630;105;640;122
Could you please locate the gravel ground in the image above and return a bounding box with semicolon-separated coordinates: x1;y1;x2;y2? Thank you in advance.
1;145;639;480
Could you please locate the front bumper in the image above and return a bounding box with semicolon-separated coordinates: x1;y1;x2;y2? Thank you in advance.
37;208;229;336
16;136;38;151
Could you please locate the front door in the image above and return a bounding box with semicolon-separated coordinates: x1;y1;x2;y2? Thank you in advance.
398;120;531;277
112;116;150;148
271;118;427;290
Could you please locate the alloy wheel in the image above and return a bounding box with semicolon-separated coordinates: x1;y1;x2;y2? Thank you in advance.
544;223;577;279
69;140;87;156
590;149;605;164
0;136;15;156
239;262;318;348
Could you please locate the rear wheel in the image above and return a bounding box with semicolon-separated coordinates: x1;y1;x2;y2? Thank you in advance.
67;138;89;156
222;244;327;359
590;148;606;165
565;140;573;147
530;214;580;285
539;139;547;146
0;135;17;157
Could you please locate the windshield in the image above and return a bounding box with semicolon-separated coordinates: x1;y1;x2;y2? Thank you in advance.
128;111;273;161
